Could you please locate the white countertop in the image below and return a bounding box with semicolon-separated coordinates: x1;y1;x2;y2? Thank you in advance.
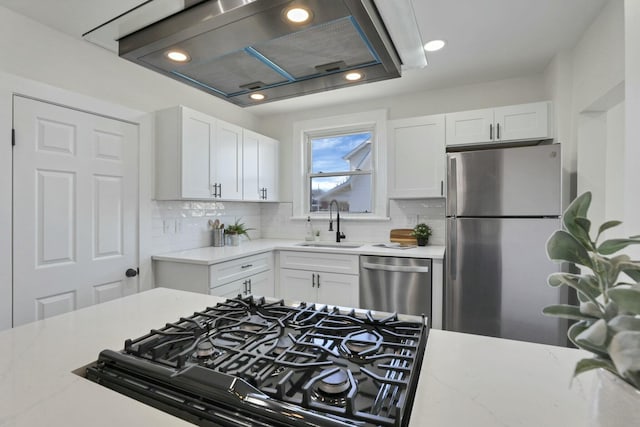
151;238;446;265
1;288;594;427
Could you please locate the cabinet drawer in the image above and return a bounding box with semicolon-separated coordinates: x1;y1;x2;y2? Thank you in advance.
279;251;359;275
209;280;242;299
209;252;272;288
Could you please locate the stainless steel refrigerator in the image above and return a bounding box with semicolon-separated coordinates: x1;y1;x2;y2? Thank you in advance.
445;144;568;346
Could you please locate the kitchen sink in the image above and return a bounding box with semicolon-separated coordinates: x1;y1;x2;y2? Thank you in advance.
296;242;363;249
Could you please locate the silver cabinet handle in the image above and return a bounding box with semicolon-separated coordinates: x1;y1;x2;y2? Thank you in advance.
497;123;501;140
361;262;430;273
489;123;493;140
441;180;444;196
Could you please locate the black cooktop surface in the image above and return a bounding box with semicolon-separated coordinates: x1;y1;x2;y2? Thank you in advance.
87;295;428;427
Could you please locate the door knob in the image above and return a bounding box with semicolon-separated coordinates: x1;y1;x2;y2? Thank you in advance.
125;268;138;278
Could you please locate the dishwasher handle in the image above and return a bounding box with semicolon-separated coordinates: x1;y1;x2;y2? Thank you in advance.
361;262;429;273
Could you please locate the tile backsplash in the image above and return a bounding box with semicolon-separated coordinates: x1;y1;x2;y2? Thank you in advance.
260;199;446;245
151;198;446;254
151;201;262;254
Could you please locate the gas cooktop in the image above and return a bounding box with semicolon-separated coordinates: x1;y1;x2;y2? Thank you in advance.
86;295;428;426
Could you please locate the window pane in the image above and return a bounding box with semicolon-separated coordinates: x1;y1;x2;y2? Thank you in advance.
311;132;372;173
310;174;372;213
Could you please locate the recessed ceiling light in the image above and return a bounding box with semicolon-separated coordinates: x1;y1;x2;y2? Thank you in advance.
166;50;190;62
285;7;311;23
424;39;446;52
250;93;266;101
345;72;363;81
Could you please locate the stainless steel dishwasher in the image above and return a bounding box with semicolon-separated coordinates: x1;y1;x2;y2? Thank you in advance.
359;255;432;322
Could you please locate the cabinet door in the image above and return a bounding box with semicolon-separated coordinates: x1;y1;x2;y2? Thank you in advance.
242;130;261;201
279;268;317;303
181;107;215;198
247;270;274;298
494;102;550;142
315;272;359;308
214;120;243;200
388;115;445;198
258;136;279;201
445;108;494;146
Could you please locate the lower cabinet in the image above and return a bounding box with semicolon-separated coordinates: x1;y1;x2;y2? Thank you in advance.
154;252;274;298
278;251;359;308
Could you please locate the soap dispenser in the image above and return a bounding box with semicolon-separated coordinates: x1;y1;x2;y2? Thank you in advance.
305;216;314;241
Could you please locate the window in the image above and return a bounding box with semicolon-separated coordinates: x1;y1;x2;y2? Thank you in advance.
292;110;388;218
309;131;373;213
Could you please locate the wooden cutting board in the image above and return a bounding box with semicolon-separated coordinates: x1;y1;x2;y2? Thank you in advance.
390;229;417;245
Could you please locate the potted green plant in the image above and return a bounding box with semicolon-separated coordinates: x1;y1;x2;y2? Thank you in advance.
544;192;640;424
225;218;254;246
412;223;432;246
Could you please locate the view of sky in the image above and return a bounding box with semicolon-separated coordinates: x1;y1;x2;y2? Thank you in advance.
311;132;371;174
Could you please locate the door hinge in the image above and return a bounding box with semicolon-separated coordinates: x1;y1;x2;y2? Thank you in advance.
11;128;15;146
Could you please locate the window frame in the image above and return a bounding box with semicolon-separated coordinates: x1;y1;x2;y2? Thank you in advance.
292;109;388;219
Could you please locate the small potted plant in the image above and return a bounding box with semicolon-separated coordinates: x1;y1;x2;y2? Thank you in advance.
544;192;640;424
412;223;432;246
225;218;254;246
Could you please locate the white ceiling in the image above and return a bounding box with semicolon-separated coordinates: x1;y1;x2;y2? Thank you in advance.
0;0;608;116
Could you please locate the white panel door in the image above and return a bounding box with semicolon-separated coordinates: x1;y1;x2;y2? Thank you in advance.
494;102;550;142
315;272;359;308
258;136;279;201
214;120;243;200
181;107;215;199
445;108;494;146
12;96;139;326
242;129;260;201
279;268;317;303
388;114;445;198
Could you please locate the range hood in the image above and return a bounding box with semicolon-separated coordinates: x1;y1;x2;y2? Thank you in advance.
116;0;402;107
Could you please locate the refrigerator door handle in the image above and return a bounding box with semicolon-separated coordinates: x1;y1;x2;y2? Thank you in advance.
447;156;457;215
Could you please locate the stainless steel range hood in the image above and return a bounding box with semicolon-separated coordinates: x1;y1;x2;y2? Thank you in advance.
116;0;402;107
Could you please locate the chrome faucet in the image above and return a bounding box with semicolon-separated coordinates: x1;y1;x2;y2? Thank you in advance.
328;199;346;242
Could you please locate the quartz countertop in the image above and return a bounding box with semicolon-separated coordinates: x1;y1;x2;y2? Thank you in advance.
1;288;593;427
151;239;446;265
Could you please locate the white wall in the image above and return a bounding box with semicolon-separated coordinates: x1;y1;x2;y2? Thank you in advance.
544;0;625;223
258;74;547;202
624;0;640;257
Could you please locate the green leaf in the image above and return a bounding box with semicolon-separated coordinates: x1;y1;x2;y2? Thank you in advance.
607;288;640;314
580;301;603;318
547;272;601;302
608;331;640;388
573;357;617;378
563;192;593;247
620;261;640;282
575;217;591;234
543;304;597;321
608;315;640;333
576;318;608;347
603;255;632;286
547;230;593;268
568;321;608;357
597;238;640;255
597;220;623;239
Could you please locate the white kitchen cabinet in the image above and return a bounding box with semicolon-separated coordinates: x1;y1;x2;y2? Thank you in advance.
278;251;359;307
214;120;243;200
243;130;279;201
155;106;216;200
388;114;445;198
445;101;551;147
154;252;274;298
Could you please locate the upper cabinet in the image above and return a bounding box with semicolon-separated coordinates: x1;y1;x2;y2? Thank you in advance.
388;114;445;198
445;101;552;147
214;120;243;200
243;130;279;201
154;106;279;201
